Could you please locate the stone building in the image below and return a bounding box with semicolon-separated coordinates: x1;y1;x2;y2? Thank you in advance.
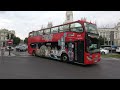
98;22;120;46
0;29;15;46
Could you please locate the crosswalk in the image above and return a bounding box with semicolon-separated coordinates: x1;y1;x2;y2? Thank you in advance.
0;54;33;57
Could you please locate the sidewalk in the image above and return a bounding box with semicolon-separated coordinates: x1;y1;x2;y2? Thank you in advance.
0;51;15;56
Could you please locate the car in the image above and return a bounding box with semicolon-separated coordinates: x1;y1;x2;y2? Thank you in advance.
100;45;117;53
15;45;21;51
18;45;27;52
116;46;120;53
100;48;109;55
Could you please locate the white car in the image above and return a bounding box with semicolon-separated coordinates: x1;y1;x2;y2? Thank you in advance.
116;47;120;53
100;48;109;54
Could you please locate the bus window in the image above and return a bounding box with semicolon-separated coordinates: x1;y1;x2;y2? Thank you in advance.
70;23;83;32
30;43;36;48
44;29;50;34
63;24;69;31
51;27;58;33
38;30;43;35
29;32;33;37
85;23;98;34
59;26;64;32
36;31;39;36
33;31;37;36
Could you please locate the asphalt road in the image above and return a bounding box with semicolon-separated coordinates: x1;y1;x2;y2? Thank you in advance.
0;55;120;79
11;50;30;56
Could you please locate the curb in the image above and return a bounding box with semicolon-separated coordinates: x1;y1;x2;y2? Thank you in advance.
102;57;120;60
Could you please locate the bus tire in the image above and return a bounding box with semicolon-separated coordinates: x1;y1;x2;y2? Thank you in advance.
32;50;36;56
61;53;69;62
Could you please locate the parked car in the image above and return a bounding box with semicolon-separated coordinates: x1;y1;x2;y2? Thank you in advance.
100;48;109;55
19;46;27;52
100;45;117;53
15;45;21;51
116;46;120;53
15;45;27;52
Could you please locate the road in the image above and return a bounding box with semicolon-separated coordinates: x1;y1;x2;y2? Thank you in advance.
0;53;120;79
11;50;30;57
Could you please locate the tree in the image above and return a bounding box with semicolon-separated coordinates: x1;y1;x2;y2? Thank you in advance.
99;36;107;45
13;37;21;45
24;37;28;44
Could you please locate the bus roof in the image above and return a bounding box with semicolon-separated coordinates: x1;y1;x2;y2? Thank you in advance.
30;20;96;33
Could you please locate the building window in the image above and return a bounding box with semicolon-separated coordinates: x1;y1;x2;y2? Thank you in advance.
1;33;4;35
103;32;105;37
1;37;4;40
67;15;70;21
116;33;117;39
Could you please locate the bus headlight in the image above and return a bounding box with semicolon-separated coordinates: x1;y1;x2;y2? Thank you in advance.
87;56;92;61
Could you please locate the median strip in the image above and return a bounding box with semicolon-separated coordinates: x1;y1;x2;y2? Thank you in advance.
102;54;120;59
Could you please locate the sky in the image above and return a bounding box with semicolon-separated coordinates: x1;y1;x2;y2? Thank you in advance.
0;11;120;40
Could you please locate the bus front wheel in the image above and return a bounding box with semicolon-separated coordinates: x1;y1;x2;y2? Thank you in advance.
61;53;69;62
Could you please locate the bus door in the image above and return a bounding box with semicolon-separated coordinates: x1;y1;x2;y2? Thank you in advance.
74;41;84;63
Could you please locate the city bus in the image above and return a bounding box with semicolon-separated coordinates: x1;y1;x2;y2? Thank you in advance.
28;20;101;65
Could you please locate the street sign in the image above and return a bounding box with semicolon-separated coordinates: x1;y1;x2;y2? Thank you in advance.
7;40;13;44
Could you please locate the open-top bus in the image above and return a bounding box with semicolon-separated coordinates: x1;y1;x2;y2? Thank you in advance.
28;20;101;65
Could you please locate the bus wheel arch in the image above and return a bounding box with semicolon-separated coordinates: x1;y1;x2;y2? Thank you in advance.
32;50;36;56
61;53;69;62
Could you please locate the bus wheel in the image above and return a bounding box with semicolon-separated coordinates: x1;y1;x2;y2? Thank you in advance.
32;51;36;56
61;54;69;62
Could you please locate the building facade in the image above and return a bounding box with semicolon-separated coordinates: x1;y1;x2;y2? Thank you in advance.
0;29;15;46
98;22;120;46
64;11;73;24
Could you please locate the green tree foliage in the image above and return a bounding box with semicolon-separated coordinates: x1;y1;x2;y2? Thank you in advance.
13;37;21;45
99;36;107;45
24;37;28;44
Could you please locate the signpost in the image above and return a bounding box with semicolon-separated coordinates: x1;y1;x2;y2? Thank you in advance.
7;40;13;56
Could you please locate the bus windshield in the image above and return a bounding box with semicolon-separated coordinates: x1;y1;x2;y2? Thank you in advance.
85;23;98;34
85;23;100;53
86;36;100;53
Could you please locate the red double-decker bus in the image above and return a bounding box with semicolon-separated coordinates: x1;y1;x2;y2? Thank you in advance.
28;20;101;65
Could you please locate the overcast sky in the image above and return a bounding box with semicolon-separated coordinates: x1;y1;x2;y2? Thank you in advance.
0;11;120;40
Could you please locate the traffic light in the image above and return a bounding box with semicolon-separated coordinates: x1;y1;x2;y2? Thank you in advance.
6;34;9;39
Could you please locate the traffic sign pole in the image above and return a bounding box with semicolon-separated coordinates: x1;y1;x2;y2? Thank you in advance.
9;44;11;56
7;39;13;56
